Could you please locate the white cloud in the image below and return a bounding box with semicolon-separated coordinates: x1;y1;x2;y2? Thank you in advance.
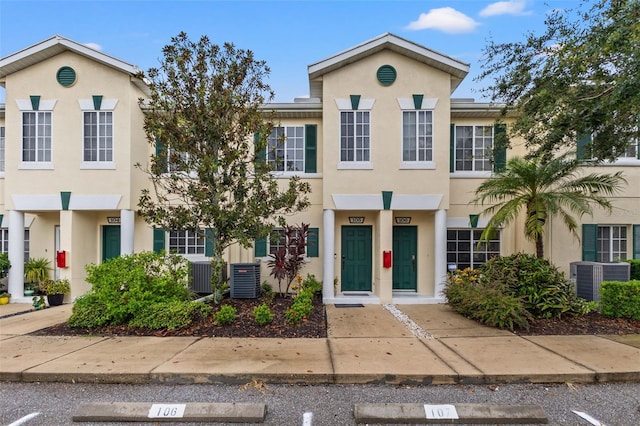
479;0;533;17
406;7;480;34
83;42;103;51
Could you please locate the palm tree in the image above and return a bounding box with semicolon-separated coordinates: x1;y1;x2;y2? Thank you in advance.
472;153;626;258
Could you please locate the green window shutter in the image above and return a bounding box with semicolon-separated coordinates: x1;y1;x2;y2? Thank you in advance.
204;228;215;257
153;228;165;253
154;136;167;173
307;228;319;257
582;224;598;261
634;224;640;259
577;133;592;160
254;237;267;257
493;124;507;172
449;123;455;173
254;132;266;166
304;124;317;173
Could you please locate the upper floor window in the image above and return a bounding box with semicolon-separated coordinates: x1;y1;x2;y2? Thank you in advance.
0;126;5;173
22;111;52;162
83;111;113;162
454;125;493;172
340;111;370;162
267;126;304;172
620;138;639;159
402;111;433;162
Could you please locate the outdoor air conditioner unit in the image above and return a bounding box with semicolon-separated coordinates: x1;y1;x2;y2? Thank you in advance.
569;261;630;302
189;261;228;294
230;262;261;298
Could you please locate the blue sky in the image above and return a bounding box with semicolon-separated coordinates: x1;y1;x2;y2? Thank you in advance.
1;0;581;103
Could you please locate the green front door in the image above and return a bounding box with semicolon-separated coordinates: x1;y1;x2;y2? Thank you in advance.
341;226;372;292
393;226;417;290
102;225;120;262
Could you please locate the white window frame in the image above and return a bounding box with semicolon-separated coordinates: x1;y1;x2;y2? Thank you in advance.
453;125;494;173
447;228;501;270
21;111;53;169
82;110;114;167
401;110;435;169
267;126;305;173
0;228;30;263
597;225;628;262
168;229;206;260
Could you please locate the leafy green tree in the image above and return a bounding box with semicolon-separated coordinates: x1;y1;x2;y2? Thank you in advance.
137;32;311;299
477;0;640;161
472;154;626;258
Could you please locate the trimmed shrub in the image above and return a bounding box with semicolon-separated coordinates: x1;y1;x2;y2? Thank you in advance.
253;303;274;326
67;293;111;328
624;259;640;280
600;280;640;320
129;301;212;330
215;304;237;325
285;292;314;325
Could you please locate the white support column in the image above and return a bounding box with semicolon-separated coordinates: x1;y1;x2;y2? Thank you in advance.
120;209;135;255
434;209;447;300
7;210;25;299
322;209;335;302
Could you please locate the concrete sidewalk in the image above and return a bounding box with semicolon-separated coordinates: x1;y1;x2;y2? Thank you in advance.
1;302;639;385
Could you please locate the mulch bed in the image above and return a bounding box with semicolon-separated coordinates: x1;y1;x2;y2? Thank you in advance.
29;297;639;338
30;294;327;338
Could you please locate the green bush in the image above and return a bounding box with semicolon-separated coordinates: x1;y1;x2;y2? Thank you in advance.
253;303;274;326
301;274;322;296
285;293;314;325
624;259;640;280
215;304;237;325
129;301;212;330
67;251;191;328
600;280;640;320
444;268;531;330
67;293;111;328
481;253;592;318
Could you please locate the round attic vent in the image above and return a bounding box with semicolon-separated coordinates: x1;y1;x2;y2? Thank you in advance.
56;66;77;87
376;65;396;86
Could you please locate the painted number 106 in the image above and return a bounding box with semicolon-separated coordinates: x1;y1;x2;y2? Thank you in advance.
148;404;186;418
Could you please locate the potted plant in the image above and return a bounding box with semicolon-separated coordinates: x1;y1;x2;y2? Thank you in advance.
24;257;52;295
39;278;70;306
0;292;10;305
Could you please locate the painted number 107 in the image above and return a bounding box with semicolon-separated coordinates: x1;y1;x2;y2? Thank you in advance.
148;404;186;418
424;404;459;419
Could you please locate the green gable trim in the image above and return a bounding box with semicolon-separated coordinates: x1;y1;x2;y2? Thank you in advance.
92;95;103;110
307;228;319;257
582;224;598;261
376;65;397;86
350;95;361;110
449;123;455;173
382;191;393;210
412;94;423;110
254;237;267;257
60;191;71;211
634;224;640;259
304;124;317;173
493;123;507;172
204;228;215;257
30;95;40;111
56;66;76;87
153;228;165;253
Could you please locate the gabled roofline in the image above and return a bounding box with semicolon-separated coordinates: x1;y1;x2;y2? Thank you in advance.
308;33;470;96
0;34;143;79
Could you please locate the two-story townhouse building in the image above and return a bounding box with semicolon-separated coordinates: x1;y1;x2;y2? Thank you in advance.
1;33;638;305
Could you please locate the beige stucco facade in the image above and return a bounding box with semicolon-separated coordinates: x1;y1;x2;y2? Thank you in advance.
0;33;638;305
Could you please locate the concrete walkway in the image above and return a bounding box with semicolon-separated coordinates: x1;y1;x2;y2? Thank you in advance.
1;302;639;385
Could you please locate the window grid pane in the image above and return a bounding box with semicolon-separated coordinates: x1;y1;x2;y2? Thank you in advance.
455;125;494;171
447;228;500;270
267;126;304;172
341;111;370;162
84;111;113;162
597;225;628;262
169;230;205;255
403;111;433;162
